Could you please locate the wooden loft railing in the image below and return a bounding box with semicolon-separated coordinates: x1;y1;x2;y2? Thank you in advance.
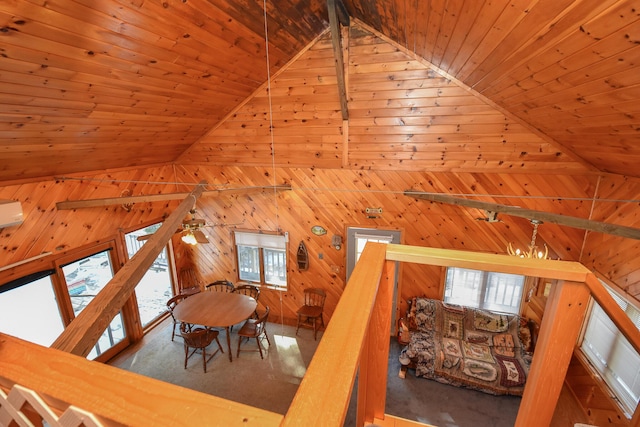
1;243;640;426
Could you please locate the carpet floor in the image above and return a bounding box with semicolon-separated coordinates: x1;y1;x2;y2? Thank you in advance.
109;318;521;426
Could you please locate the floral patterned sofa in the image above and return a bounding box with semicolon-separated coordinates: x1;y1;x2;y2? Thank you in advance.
398;297;536;396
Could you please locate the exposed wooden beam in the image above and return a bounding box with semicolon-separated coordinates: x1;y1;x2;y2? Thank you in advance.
405;191;640;241
328;0;349;120
51;181;207;356
333;0;349;26
55;184;292;210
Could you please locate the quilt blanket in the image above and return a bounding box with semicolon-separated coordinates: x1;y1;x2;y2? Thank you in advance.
399;297;534;396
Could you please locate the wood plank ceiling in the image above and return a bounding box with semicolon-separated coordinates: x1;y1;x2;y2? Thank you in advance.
0;0;639;184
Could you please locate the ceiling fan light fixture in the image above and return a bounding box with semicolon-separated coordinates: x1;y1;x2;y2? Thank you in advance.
181;231;198;245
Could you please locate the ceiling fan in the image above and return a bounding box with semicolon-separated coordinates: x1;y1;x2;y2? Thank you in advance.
137;208;238;244
178;210;210;245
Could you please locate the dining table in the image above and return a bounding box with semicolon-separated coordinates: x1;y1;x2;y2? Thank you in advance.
172;291;257;362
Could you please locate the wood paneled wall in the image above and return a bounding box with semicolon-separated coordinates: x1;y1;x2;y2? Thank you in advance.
4;166;640;325
2;19;639;323
3;20;640;320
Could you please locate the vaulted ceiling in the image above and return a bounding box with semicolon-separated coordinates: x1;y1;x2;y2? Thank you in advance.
1;0;639;184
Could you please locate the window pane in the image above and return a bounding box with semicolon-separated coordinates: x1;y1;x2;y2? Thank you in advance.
126;224;173;327
444;268;482;308
62;251;124;359
238;245;261;282
264;248;287;287
483;272;524;313
0;276;64;346
235;232;288;290
444;267;523;314
582;284;640;417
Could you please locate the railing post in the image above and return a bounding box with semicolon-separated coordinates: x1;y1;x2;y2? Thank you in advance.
357;259;396;425
281;242;387;427
515;280;590;427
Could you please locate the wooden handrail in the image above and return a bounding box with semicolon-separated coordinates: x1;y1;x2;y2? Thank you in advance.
385;244;592;282
584;273;640;355
282;242;389;426
2;242;639;427
0;333;282;426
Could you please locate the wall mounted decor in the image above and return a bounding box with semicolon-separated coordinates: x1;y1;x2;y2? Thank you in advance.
297;241;309;270
311;225;327;236
332;235;343;250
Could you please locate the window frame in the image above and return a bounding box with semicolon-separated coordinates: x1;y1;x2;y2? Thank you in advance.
123;221;176;330
234;230;288;290
580;281;640;418
443;266;526;315
55;243;129;361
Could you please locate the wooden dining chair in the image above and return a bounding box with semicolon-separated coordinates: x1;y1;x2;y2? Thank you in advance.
180;323;223;373
233;283;260;300
233;284;260;318
236;306;270;359
178;267;203;295
296;288;326;340
166;294;193;341
205;280;235;293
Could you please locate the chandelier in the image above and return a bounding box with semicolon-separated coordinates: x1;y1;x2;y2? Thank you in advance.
507;219;549;259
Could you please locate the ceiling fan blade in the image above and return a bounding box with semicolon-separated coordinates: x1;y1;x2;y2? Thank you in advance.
136;228;182;242
193;229;210;244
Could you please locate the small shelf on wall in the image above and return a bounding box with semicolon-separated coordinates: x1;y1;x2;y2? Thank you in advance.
297;241;309;271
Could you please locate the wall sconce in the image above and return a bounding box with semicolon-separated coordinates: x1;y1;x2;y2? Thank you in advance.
332;235;342;250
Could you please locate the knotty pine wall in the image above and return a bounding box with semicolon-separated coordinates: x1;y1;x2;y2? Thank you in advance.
2;20;640;323
2;19;639;332
2;166;639;324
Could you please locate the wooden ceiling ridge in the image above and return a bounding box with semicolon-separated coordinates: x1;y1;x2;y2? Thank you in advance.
328;0;350;120
55;184;292;210
405;190;640;241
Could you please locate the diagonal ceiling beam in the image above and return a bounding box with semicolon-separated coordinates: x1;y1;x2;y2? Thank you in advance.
328;0;349;120
51;181;207;356
404;190;640;241
55;184;292;210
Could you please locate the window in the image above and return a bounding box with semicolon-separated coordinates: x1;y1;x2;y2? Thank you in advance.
125;223;174;328
444;267;525;314
0;272;64;346
345;227;401;281
61;250;125;359
346;227;402;334
235;231;287;289
581;282;640;417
